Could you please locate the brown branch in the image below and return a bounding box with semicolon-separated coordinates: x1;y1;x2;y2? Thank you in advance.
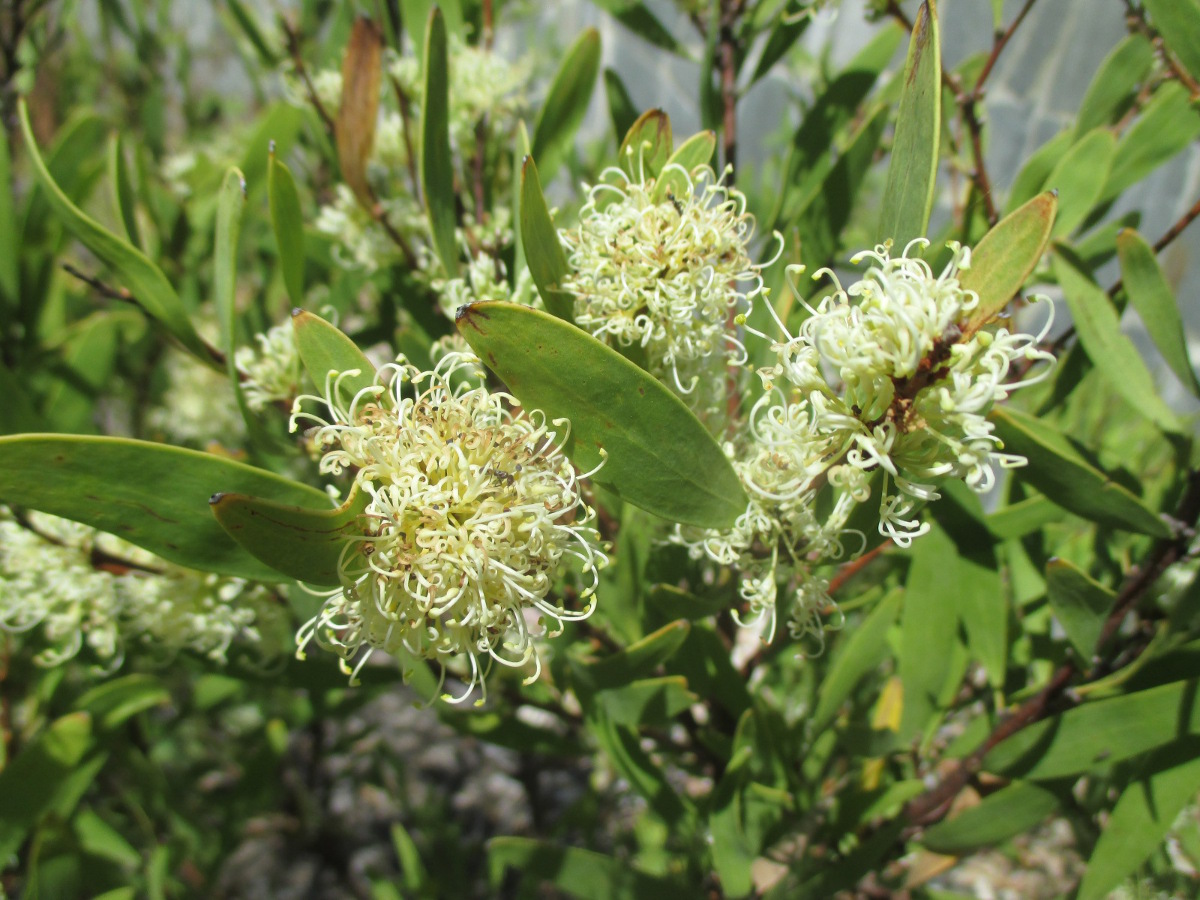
718;3;739;180
282;17;336;136
62;262;133;303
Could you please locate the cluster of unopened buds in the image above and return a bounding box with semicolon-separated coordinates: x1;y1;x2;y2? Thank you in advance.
289;351;607;702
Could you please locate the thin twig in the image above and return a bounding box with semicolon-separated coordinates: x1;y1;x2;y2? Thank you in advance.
282;17;336;136
62;262;134;303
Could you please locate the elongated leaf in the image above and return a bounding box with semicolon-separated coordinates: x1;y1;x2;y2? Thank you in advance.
618;108;672;182
291;309;378;406
0;713;95;863
574;620;690;691
420;7;459;277
76;675;170;731
488;837;692;899
0;434;329;580
596;676;695;727
1053;247;1183;434
224;0;282;65
1045;129;1115;238
652;129;717;202
984;678;1200;779
1078;739;1200;900
0;361;43;434
1117;229;1200;398
991;407;1170;537
921;781;1059;853
1143;0;1200;81
107;133;141;249
269;152;306;304
0;126;16;308
587;0;684;55
1006;129;1072;214
960;191;1057;336
813;589;903;733
456;302;747;528
1074;34;1155;138
519;156;574;321
985;494;1065;540
337;17;383;206
212;483;367;586
750;0;814;84
877;0;940;246
215;168;246;357
1046;558;1115;660
17;101;212;364
530;28;601;181
1101;82;1200;205
603;68;639;144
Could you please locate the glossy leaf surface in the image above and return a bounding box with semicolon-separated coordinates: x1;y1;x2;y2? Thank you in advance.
269;152;306;304
292;309;378;407
420;7;459;277
1046;558;1115;659
530;28;600;181
519;156;574;321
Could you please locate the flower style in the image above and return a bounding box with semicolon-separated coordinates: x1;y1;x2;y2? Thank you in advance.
235;320;305;411
561;163;768;415
289;352;606;702
678;239;1054;644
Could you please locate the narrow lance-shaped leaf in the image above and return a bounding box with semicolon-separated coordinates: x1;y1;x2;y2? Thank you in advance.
574;620;691;691
107;132;142;249
1044;129;1116;238
0;434;330;580
487;837;692;900
212;483;368;586
519;156;574;322
1053;246;1183;434
618;108;672;182
812;589;903;733
456;302;747;529
585;1;685;56
920;781;1059;853
991;406;1171;537
960;191;1056;337
17;100;214;365
1142;0;1200;83
651;129;717;202
1045;557;1116;659
877;0;940;246
420;7;459;277
269;147;306;304
1101;81;1200;205
214;167;246;357
1117;228;1200;399
336;16;383;207
530;28;601;182
0;124;16;307
1074;34;1155;138
292;309;378;407
603;68;638;145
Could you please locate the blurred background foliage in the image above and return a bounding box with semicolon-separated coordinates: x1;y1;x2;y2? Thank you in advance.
2;0;1200;898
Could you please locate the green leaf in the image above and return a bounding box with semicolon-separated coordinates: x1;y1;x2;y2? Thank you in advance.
211;483;367;586
813;589;902;733
1006;129;1072;214
575;620;691;691
420;7;459;277
591;713;689;823
1045;558;1116;660
1044;130;1116;238
456;302;747;528
749;0;814;85
877;0;940;246
587;0;684;56
618;108;672;182
389;823;432;896
1053;247;1183;434
984;494;1066;540
107;133;142;249
0;126;16;308
921;781;1059;853
1074;34;1155;138
519;156;574;321
76;674;170;731
0;713;95;863
530;28;601;182
214;168;246;357
603;68;639;144
596;676;696;727
269;152;306;304
17;100;213;365
960;191;1057;336
1078;739;1200;900
0;361;43;434
1143;0;1200;81
991;406;1171;537
487;837;692;900
699;0;721;133
224;0;282;65
74;808;141;869
984;679;1200;779
1101;81;1200;205
652;129;717;203
292;308;378;407
1117;228;1200;399
0;434;330;580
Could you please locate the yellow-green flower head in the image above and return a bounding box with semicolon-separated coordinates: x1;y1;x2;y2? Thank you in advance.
561;163;765;400
234;320;305;412
289;352;606;703
757;239;1055;546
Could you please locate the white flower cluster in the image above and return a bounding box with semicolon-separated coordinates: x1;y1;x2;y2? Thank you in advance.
0;508;286;669
235;320;305;411
678;240;1054;643
147;347;245;447
561;163;767;422
289;352;607;702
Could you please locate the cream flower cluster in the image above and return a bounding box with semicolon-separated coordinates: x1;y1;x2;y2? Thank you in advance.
678;240;1054;642
0;508;285;669
235;320;305;411
561;163;766;414
289;352;606;702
